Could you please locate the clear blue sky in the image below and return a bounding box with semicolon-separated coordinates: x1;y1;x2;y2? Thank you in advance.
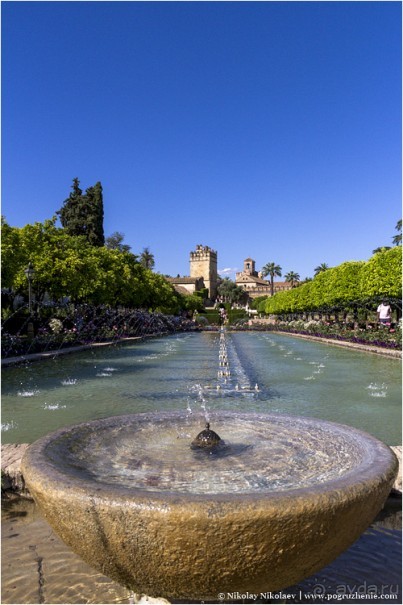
2;1;401;280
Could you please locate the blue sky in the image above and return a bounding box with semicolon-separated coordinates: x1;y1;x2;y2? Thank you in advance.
2;1;401;280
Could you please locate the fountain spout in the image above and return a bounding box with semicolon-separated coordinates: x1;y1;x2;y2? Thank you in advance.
191;422;222;449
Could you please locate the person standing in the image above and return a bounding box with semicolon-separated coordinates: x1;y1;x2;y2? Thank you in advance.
377;299;392;325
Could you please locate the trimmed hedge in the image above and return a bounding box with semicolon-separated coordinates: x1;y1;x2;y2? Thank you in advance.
260;248;402;315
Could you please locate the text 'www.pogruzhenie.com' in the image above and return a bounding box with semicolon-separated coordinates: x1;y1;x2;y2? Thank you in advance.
217;583;400;602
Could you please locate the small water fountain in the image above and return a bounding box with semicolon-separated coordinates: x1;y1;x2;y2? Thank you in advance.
22;409;398;601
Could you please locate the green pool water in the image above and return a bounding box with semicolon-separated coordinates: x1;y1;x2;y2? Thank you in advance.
2;331;401;445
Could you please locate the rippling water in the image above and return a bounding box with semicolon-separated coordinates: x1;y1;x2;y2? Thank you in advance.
1;497;400;604
2;332;401;444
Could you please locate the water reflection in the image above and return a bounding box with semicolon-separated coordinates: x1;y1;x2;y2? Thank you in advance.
2;333;401;445
1;496;400;604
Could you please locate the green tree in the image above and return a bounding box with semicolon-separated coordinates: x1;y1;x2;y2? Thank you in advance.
284;271;300;288
372;246;391;254
261;262;282;296
263;250;402;317
139;247;155;270
1;217;198;311
314;263;329;276
105;231;132;253
84;182;105;246
1;217;25;290
217;278;246;304
143;272;180;313
360;246;402;299
392;219;402;246
57;178;105;246
180;293;205;313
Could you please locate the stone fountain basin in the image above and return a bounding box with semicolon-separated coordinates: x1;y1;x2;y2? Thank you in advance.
21;411;397;601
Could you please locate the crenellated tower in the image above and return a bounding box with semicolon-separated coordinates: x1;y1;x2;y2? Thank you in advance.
190;245;218;300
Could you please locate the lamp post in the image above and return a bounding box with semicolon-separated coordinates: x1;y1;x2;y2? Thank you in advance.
24;262;35;314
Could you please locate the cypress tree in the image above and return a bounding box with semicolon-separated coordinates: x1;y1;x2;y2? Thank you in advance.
57;178;105;246
84;182;105;246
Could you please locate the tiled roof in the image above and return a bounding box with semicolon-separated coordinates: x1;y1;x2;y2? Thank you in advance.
166;277;201;284
236;274;269;286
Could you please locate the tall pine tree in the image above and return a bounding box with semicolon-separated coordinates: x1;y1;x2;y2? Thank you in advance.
57;178;105;246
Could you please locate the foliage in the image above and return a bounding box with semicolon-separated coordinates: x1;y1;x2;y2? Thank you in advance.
180;294;205;313
198;310;220;325
359;246;402;299
314;263;329;276
139;247;155;270
228;309;248;324
257;319;401;350
249;296;267;310
1;305;197;358
105;231;132;253
57;178;105;246
1;217;187;313
1;216;25;289
194;288;209;300
392;219;402;246
284;271;300;288
262;248;402;316
217;278;246;304
261;262;282;296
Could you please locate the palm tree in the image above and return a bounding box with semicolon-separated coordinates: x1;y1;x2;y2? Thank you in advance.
139;247;155;270
392;219;402;246
261;262;282;296
314;263;329;276
284;271;300;288
372;246;391;255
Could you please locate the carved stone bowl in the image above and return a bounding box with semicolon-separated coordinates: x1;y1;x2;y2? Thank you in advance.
22;411;398;600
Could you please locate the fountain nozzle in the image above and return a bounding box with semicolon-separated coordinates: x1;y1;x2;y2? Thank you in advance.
191;422;222;449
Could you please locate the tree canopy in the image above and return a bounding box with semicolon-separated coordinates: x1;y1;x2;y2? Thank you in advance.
1;217;184;313
217;278;246;304
139;247;155;270
105;231;132;253
261;262;282;296
259;248;402;315
57;178;105;246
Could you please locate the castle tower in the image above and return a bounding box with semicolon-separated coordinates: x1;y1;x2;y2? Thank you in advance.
243;258;258;277
190;245;218;300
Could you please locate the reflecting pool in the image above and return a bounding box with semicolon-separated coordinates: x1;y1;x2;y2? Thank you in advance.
2;332;401;445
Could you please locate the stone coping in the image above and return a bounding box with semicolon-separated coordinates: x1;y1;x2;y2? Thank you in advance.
269;331;402;359
2;443;401;498
1;335;167;368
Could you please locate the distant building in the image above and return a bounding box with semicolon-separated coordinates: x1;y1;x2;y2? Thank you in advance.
165;276;205;296
236;258;292;299
166;245;218;300
167;250;291;302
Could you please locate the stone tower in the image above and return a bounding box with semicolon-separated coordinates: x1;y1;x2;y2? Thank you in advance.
243;258;258;277
190;245;218;300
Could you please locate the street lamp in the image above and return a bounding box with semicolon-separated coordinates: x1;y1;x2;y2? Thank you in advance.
24;262;35;314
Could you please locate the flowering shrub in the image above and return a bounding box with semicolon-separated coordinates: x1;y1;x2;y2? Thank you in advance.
49;318;63;334
1;305;197;358
268;319;401;349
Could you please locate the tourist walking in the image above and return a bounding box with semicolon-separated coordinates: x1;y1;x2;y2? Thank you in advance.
377;299;392;325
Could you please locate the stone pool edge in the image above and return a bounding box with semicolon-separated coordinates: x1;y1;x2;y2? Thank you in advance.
1;443;402;499
1;334;162;367
268;331;402;359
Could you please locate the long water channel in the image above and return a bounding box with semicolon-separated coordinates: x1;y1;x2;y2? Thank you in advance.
2;331;401;445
